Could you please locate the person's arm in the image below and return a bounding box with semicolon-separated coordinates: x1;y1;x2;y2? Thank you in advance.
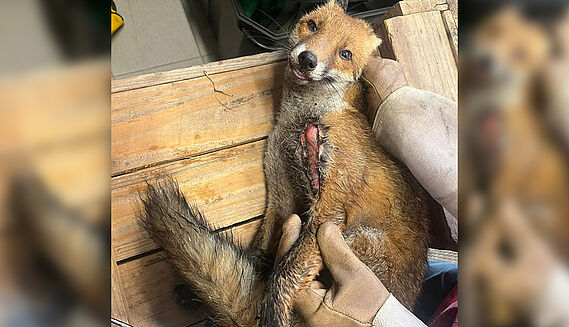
373;294;426;327
363;58;458;236
275;215;426;327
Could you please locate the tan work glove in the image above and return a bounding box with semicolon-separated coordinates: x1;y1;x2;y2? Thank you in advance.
362;57;408;124
362;56;459;233
275;215;389;326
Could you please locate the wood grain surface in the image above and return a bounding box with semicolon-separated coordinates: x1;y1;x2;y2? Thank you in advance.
112;140;267;261
114;218;263;327
111;62;284;175
111;51;287;93
384;11;458;101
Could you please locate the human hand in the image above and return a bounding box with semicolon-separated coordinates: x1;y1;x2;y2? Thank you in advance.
275;216;389;326
362;57;408;124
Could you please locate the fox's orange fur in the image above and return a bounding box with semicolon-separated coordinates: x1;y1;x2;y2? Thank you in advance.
140;1;429;326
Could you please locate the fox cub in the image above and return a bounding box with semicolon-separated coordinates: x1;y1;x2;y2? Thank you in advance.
140;1;429;326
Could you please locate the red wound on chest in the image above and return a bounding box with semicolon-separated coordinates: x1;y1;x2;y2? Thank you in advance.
300;123;321;191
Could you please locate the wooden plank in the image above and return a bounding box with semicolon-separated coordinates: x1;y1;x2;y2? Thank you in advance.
111;62;284;175
376;0;457;62
117;218;263;327
0;60;109;153
428;248;458;263
382;0;449;21
119;251;208;327
111;140;266;261
442;10;458;64
112;254;131;324
111;51;287;93
384;11;458;101
446;0;458;21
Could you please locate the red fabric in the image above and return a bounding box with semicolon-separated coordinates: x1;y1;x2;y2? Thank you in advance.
429;286;458;327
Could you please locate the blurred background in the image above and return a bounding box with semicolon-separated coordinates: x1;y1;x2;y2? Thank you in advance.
0;1;109;326
460;0;569;326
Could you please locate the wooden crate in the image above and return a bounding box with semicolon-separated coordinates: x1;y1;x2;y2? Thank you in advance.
375;0;458;101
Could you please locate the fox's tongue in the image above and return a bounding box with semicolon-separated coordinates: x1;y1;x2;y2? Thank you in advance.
300;124;320;191
289;60;307;80
292;68;306;80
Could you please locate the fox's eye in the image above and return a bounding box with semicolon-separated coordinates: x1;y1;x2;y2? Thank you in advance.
307;20;317;32
339;50;352;61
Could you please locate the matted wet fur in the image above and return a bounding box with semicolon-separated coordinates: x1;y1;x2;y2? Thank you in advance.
139;1;429;326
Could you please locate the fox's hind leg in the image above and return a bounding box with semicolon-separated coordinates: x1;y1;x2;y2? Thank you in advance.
260;224;321;327
344;226;426;310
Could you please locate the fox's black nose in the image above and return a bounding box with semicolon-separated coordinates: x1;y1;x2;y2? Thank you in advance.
298;51;317;71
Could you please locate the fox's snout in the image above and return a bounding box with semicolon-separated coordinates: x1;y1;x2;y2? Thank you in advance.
298;51;318;71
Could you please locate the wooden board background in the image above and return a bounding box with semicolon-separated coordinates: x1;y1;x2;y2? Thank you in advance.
375;0;458;101
111;51;285;326
111;1;458;324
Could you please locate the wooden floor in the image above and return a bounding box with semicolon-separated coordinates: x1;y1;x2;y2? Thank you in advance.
111;1;458;326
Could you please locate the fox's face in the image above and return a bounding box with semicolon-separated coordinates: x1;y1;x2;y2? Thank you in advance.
288;0;381;85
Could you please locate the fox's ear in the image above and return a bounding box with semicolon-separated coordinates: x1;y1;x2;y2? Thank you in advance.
374;36;382;50
369;34;382;54
371;47;381;58
332;0;348;11
368;35;382;57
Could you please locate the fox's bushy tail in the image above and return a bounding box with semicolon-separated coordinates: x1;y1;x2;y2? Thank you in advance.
139;179;266;327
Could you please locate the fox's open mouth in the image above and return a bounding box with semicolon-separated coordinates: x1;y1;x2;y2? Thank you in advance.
292;68;307;80
289;60;309;81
